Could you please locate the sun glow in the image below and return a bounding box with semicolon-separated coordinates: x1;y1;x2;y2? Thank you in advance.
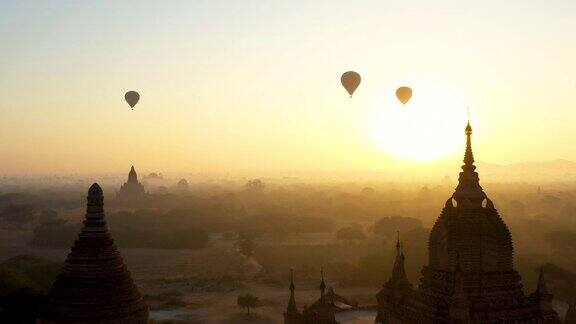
368;84;467;161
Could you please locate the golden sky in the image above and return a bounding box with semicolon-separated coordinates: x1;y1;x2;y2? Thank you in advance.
1;1;575;174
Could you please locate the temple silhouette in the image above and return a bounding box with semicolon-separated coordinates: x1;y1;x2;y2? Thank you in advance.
176;178;190;192
117;166;146;200
284;269;357;323
39;183;149;323
283;122;562;323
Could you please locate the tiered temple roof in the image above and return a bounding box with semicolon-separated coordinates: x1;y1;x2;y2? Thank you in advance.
39;183;148;323
376;121;561;323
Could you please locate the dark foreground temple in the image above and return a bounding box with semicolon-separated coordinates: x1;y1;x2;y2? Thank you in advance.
284;122;561;323
39;183;148;323
375;122;560;323
285;270;357;324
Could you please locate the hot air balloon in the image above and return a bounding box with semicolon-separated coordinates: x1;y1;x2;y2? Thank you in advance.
124;91;140;109
396;87;412;105
341;71;361;98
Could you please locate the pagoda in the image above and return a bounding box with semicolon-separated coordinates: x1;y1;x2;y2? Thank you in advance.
117;166;146;200
38;183;148;323
376;121;560;323
300;269;338;323
284;269;358;324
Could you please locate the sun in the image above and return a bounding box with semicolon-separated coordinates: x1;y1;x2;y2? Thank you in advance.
368;84;468;161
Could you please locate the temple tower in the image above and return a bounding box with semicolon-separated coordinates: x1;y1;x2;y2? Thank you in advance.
39;183;148;323
284;270;304;324
376;121;560;323
301;269;337;324
376;234;414;323
117;166;146;200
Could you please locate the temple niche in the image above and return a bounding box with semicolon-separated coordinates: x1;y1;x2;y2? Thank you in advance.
375;122;561;323
38;183;148;323
117;165;146;200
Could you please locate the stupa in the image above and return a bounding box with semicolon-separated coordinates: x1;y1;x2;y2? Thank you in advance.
39;183;148;323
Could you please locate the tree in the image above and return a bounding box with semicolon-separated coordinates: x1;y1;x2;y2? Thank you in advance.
237;293;259;315
236;233;256;257
336;226;367;245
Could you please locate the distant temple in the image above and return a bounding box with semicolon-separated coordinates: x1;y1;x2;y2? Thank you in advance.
39;183;148;323
375;121;560;323
284;269;357;324
176;178;189;191
117;166;146;200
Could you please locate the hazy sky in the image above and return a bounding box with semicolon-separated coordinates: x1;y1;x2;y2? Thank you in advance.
1;1;575;174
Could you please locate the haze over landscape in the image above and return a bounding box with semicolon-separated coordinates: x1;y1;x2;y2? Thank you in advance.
2;1;576;324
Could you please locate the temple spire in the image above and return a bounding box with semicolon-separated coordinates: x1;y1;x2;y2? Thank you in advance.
396;231;401;256
319;267;326;300
463;108;475;172
463;121;475;171
128;165;138;182
388;233;410;288
533;266;555;314
286;269;298;314
452;120;486;207
535;266;549;295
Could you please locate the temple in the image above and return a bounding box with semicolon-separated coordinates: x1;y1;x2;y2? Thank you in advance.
284;269;357;324
284;269;305;324
117;165;146;200
375;121;561;323
375;233;413;317
38;183;148;323
566;303;576;324
176;178;189;192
